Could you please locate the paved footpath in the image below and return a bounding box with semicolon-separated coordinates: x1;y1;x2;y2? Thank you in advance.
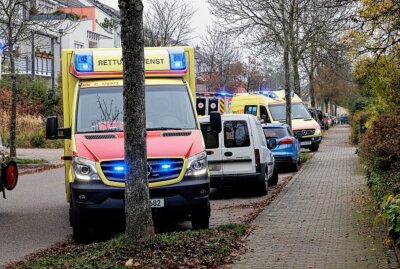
233;125;398;269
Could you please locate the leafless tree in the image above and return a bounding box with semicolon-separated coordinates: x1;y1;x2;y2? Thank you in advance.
144;0;195;46
118;0;155;243
0;0;75;157
298;1;354;107
198;26;241;91
208;0;294;126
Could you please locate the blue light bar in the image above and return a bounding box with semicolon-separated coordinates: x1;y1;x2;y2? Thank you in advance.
168;49;186;70
261;91;279;99
114;166;125;172
161;164;172;169
74;51;94;72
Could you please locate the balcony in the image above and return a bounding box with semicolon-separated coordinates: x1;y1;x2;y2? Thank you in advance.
13;56;52;77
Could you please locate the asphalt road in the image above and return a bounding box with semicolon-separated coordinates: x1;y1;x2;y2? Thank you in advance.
0;168;70;267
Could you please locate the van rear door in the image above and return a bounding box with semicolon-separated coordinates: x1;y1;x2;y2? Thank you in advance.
221;117;255;175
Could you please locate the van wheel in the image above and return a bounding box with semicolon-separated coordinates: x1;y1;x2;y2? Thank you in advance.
71;204;89;242
255;170;268;196
191;202;210;230
309;144;319;152
268;164;279;186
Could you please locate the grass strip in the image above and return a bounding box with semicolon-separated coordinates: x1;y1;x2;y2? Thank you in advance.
300;152;311;163
14;158;49;165
8;223;249;269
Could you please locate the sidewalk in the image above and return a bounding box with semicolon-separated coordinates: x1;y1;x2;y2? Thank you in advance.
233;125;398;269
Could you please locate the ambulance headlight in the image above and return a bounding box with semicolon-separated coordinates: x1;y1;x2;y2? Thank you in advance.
185;151;207;176
73;157;100;181
74;51;94;72
168;49;186;70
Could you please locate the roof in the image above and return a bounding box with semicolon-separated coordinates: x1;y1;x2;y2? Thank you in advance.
55;0;86;7
87;0;120;19
262;123;288;128
199;113;256;122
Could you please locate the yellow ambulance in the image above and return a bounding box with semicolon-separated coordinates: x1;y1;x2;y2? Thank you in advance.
46;47;221;240
231;91;322;151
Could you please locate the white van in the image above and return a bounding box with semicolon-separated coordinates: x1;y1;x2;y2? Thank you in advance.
199;114;278;195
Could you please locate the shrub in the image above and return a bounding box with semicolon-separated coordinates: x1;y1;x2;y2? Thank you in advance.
360;112;400;245
350;110;368;144
360;112;400;175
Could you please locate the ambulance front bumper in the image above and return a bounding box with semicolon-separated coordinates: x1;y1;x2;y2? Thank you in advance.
71;176;210;216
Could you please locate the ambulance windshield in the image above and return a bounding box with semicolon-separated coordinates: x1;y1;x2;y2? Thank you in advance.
268;103;312;121
76;85;197;133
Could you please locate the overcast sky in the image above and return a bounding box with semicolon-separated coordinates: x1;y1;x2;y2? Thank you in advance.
98;0;213;45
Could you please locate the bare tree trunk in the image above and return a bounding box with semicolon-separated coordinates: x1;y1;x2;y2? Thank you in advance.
280;0;292;128
309;42;316;107
9;47;17;158
292;54;301;97
309;73;315;107
119;0;154;243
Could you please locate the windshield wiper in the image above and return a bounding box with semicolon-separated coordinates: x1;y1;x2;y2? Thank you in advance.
146;127;184;131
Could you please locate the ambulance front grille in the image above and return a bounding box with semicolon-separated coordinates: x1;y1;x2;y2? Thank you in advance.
100;158;184;183
295;129;315;137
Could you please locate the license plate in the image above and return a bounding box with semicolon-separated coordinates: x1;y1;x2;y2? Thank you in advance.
301;141;312;146
150;198;164;208
209;164;221;171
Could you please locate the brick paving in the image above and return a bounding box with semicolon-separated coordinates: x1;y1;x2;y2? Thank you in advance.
232;125;398;269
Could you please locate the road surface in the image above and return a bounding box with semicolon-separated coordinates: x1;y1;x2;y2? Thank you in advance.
0;168;70;267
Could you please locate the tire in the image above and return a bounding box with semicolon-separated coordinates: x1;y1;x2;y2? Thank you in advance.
191;201;210;230
255;169;268;196
70;203;89;242
309;144;319;152
268;164;279;186
291;158;300;172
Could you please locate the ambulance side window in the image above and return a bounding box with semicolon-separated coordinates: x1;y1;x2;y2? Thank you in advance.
244;105;257;116
260;105;270;123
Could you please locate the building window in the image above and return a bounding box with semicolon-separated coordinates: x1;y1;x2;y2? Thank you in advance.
74;42;84;49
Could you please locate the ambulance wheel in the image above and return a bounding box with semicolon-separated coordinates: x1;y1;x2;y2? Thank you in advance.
191;202;210;230
71;203;89;242
309;144;319;152
2;161;18;191
269;164;279;186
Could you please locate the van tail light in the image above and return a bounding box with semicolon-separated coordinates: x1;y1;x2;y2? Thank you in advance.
254;149;260;166
279;137;294;145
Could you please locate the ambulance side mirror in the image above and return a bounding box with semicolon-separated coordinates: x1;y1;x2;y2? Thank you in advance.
210;112;222;133
46;116;71;140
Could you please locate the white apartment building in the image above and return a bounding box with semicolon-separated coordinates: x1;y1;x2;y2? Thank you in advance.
1;0;121;88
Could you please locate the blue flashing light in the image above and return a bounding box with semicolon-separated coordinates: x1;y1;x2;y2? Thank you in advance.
261;91;279;99
161;164;172;170
168;49;186;70
114;166;125;172
74;51;94;72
